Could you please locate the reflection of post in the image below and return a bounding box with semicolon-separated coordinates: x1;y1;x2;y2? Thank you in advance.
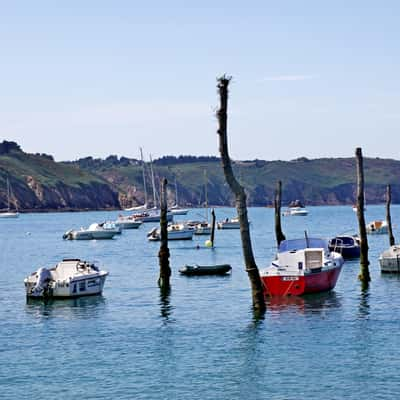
158;178;171;289
159;286;172;321
210;209;216;247
386;184;395;247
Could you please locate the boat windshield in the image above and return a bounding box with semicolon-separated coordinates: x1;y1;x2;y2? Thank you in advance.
278;238;328;253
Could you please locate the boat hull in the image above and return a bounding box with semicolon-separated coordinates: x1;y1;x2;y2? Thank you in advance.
115;220;142;229
0;212;19;218
261;265;342;296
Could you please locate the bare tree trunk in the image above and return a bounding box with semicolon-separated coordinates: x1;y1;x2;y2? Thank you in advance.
210;208;216;247
216;75;266;312
158;178;171;288
386;184;395;247
274;180;286;247
355;148;370;285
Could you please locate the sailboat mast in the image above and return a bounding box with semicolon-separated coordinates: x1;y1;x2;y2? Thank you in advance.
140;147;148;207
174;177;178;207
204;171;209;222
6;176;10;211
149;154;157;208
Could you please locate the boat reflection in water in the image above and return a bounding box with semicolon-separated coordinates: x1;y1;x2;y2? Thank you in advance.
266;291;341;315
25;295;106;319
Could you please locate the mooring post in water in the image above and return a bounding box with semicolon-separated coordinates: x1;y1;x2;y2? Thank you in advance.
210;208;216;247
386;184;395;247
274;180;286;247
158;178;171;288
355;147;370;285
216;75;266;313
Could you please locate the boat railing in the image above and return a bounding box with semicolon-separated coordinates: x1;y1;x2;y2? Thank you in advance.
330;238;344;255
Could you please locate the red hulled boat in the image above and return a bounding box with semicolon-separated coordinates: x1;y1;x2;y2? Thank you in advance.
260;238;344;296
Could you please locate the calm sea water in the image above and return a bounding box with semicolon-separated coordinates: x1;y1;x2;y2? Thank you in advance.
1;206;400;399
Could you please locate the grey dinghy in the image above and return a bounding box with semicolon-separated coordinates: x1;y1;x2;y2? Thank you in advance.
179;264;232;276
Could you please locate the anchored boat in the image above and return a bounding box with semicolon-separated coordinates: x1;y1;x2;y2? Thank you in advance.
179;264;232;276
328;235;360;259
379;246;400;273
24;259;108;298
63;222;119;240
260;238;344;296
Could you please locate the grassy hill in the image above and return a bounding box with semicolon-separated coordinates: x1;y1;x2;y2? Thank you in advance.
2;140;400;211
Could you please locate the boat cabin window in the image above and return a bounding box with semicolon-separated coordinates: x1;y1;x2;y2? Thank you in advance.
79;281;86;292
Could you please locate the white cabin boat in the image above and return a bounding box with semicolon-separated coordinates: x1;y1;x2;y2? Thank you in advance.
379;246;400;272
114;215;143;229
147;223;193;241
24;259;108;298
260;238;344;296
217;217;240;229
63;223;118;240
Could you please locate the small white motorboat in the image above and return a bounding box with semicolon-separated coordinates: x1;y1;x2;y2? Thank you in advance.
147;223;194;241
379;246;400;272
63;223;119;240
217;217;240;229
24;259;108;298
114;215;143;229
366;220;388;235
194;221;212;235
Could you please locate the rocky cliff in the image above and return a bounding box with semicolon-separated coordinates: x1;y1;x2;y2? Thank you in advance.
0;142;120;211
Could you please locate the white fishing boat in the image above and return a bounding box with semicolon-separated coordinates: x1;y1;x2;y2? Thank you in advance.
114;215;143;229
0;176;19;218
260;238;344;296
217;217;240;229
366;220;388;235
24;259;108;298
194;221;212;235
379;245;400;272
283;200;308;216
147;223;193;241
63;223;118;240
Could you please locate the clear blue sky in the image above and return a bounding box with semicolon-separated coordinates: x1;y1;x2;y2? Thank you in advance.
1;1;399;161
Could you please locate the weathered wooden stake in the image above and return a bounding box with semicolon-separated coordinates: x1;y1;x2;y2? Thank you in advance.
210;209;216;247
216;75;266;312
386;184;395;247
355;147;370;284
158;178;171;288
274;180;286;247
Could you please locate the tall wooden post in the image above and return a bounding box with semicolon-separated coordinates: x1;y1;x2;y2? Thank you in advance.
158;178;171;288
210;209;216;247
355;148;370;284
216;75;266;312
274;180;286;247
386;184;395;247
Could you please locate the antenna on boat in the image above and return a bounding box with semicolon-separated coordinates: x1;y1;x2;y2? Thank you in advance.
304;230;309;248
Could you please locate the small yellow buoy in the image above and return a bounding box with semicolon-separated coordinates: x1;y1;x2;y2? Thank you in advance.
205;240;213;248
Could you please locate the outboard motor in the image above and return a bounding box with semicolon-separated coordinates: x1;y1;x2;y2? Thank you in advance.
62;230;72;240
31;267;52;297
147;227;158;238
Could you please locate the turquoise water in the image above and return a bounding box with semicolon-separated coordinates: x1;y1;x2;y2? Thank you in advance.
1;206;400;399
